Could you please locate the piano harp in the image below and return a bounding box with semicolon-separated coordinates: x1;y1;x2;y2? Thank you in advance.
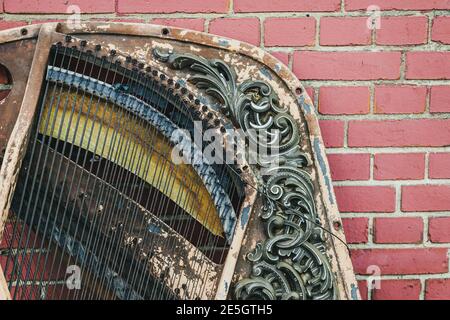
0;22;358;300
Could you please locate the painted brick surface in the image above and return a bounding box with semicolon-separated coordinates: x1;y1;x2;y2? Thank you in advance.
342;217;369;244
0;0;449;300
425;279;450;300
374;153;425;180
432;17;450;44
374;86;427;114
264;17;315;47
334;186;396;212
372;280;421;300
320;17;371;46
327;153;370;181
429;217;450;243
319;86;370;115
374;217;423;244
429;153;450;179
351;248;448;275
376;16;428;45
430;86;450;113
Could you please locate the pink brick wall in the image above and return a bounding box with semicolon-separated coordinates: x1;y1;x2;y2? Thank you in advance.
1;0;450;300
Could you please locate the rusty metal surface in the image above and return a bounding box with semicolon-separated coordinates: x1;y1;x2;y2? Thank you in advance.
0;22;359;300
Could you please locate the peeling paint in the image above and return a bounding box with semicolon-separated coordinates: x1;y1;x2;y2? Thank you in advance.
240;206;250;229
313;137;334;205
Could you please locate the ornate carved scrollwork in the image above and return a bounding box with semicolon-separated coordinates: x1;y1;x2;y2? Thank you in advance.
155;49;336;300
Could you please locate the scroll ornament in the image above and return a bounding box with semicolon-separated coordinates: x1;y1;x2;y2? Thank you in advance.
155;49;336;300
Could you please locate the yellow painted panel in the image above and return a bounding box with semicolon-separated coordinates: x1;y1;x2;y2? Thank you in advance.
39;88;224;237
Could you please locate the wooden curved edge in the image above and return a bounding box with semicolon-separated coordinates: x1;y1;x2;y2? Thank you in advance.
0;22;359;300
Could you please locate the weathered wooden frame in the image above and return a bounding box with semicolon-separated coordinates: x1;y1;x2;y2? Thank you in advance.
0;22;359;300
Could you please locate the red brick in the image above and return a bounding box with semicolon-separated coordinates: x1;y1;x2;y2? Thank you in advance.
374;86;427;114
264;17;315;47
430;86;450;113
426;279;450;300
429;217;450;243
0;0;3;13
406;52;450;80
346;0;450;10
327;153;370;181
5;0;114;13
348;119;450;147
372;280;421;300
209;18;260;46
319;120;344;148
374;153;425;180
151;18;205;32
270;51;289;66
377;16;428;45
342;217;369;244
293;51;401;80
234;0;340;12
320;17;371;46
117;0;229;13
374;218;423;244
432;16;450;44
319;86;369;115
0;20;27;31
402;185;450;212
351;248;448;275
334;186;396;212
429;153;450;179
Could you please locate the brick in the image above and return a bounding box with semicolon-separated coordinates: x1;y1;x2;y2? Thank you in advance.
429;217;450;243
319;120;344;148
334;186;396;212
426;279;450;300
0;20;27;31
374;86;427;114
348;119;450;147
372;280;421;300
151;18;205;32
209;18;260;46
269;51;289;66
234;0;340;12
346;0;450;11
377;16;428;45
429;153;450;179
374;218;423;244
430;86;450;113
432;17;450;44
264;18;315;47
319;86;369;115
374;153;425;180
117;0;229;13
351;248;448;275
406;52;450;80
320;17;371;46
342;217;369;244
402;185;450;212
4;0;114;13
0;0;3;13
293;51;401;80
327;153;370;181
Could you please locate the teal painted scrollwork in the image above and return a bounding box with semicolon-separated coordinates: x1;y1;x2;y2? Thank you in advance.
154;49;335;300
